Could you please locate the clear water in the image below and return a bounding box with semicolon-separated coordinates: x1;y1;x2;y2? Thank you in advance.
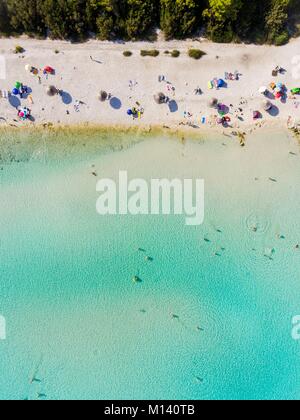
0;129;300;400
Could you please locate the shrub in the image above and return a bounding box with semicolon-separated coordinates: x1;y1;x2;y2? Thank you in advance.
140;49;160;57
123;51;133;57
171;50;180;58
210;25;235;43
274;31;289;46
14;45;24;54
188;49;206;60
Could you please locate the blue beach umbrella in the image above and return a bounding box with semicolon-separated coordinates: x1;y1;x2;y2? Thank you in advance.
218;79;225;88
12;88;19;95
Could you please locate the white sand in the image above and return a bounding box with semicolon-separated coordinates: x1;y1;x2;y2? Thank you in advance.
0;36;300;132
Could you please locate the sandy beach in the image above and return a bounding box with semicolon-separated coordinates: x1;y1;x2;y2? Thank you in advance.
0;36;300;134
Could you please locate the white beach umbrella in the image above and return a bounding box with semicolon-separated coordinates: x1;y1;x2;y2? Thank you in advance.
25;64;32;72
259;86;268;94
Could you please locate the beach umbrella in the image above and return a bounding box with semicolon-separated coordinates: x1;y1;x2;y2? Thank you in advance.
154;92;167;104
98;91;108;102
208;97;218;108
218;79;225;88
291;88;300;95
15;82;22;89
44;66;54;74
262;100;273;111
46;85;58;96
12;88;19;95
217;104;228;115
259;86;268;95
25;65;38;75
213;78;219;89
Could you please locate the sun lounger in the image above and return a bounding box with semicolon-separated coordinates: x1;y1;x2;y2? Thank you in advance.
0;90;9;99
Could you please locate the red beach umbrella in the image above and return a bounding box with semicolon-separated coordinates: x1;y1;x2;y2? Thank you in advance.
44;66;55;74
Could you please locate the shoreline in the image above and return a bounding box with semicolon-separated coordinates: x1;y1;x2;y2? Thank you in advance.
0;122;298;167
0;118;298;141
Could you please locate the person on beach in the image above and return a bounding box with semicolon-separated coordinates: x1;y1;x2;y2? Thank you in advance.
74;100;80;112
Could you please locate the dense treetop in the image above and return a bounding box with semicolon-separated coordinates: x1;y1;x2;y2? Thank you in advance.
0;0;299;45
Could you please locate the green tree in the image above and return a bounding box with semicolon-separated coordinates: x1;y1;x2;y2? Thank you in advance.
203;0;243;42
124;0;159;40
7;0;45;35
160;0;205;40
235;0;267;42
42;0;88;40
86;0;123;39
0;0;297;44
265;0;290;45
0;0;11;34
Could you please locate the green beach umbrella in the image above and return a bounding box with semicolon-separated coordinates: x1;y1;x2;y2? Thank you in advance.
15;82;22;89
291;88;300;95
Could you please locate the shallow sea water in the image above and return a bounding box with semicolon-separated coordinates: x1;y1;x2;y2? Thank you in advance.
0;128;300;400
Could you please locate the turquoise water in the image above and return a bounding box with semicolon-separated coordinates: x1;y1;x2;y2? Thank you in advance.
0;129;300;400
